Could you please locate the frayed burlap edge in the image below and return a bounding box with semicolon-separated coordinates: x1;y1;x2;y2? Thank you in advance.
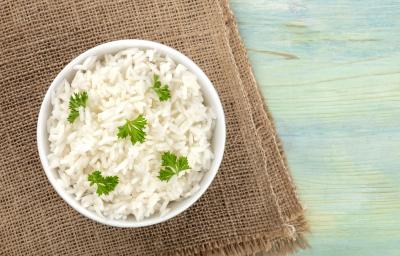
213;1;309;255
219;0;305;213
170;214;308;256
220;0;296;195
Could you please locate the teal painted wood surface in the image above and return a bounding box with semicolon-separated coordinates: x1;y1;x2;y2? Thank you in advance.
229;0;400;255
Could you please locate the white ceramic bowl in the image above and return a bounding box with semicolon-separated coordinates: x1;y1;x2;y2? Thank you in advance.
37;40;226;227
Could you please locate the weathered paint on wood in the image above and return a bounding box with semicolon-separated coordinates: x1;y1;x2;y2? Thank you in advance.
230;0;400;255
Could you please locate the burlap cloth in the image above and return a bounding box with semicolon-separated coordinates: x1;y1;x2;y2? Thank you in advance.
0;0;308;255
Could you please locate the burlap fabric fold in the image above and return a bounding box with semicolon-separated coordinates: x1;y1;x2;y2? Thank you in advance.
0;0;308;255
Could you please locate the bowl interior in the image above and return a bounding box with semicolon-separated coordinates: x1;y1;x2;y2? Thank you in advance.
37;40;226;227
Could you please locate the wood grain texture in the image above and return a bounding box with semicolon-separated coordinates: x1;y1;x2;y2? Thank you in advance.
229;0;400;255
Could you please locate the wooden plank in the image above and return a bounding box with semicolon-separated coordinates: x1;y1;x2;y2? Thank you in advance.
229;0;400;255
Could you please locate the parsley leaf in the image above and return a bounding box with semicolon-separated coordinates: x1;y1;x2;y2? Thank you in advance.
117;115;147;145
67;91;88;123
88;170;119;196
158;152;190;181
158;167;175;181
152;74;171;101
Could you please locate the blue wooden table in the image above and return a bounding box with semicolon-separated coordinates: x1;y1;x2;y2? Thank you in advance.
229;0;400;255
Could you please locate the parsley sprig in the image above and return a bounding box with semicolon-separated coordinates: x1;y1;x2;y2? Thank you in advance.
117;115;147;145
158;152;190;181
152;74;171;101
88;170;119;196
67;91;88;123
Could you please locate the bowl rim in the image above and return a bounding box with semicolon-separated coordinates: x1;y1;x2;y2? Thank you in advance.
37;39;226;228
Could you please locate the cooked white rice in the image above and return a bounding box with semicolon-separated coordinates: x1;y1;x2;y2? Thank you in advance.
47;48;215;221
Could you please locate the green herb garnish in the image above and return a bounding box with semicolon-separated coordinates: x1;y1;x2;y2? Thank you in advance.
67;91;88;123
152;74;171;101
158;152;190;181
117;115;147;145
88;170;119;196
